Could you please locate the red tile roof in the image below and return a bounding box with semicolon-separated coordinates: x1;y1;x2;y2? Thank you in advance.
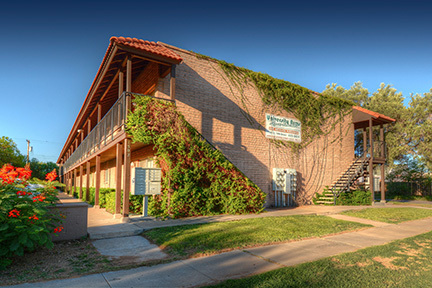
353;106;396;123
110;36;182;62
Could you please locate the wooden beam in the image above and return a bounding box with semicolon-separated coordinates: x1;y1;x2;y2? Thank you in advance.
122;138;131;218
86;161;90;202
118;45;180;65
170;65;176;101
79;165;83;199
97;68;121;106
131;54;173;67
95;155;101;207
115;142;123;215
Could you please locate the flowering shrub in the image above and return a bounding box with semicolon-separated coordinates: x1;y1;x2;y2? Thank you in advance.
0;164;61;269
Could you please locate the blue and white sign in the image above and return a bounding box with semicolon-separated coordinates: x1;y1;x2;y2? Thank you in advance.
265;114;301;143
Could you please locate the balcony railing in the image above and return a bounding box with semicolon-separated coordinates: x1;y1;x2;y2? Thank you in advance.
62;92;175;174
63;92;127;172
372;140;386;159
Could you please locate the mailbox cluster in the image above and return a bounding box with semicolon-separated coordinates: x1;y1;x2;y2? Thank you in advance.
272;168;297;207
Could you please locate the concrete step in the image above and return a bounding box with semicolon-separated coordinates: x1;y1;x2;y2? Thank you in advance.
318;197;334;200
316;201;334;204
88;223;144;240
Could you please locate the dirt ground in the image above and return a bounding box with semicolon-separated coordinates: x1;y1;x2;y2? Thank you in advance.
0;238;147;286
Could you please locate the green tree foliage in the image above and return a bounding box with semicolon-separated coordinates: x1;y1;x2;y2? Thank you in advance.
407;89;432;169
0;137;25;167
322;82;410;167
29;159;58;180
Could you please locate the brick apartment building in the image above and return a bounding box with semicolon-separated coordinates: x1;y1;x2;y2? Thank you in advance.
57;36;394;219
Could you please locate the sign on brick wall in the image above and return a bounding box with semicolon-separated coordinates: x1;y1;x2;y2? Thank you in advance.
265;114;301;143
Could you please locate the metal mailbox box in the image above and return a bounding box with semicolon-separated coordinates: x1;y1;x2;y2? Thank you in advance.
131;167;162;195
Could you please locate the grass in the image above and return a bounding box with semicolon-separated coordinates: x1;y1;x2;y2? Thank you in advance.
143;215;370;257
210;231;432;288
390;202;432;208
341;207;432;224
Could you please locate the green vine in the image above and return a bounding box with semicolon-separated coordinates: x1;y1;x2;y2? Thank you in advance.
127;96;266;218
195;53;354;151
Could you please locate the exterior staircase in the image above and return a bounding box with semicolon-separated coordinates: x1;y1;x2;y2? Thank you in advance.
315;156;370;205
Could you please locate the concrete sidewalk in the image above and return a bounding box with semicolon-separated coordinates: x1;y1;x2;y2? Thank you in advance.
8;216;432;288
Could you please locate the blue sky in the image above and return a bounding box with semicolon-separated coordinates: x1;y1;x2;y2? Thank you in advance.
1;0;431;163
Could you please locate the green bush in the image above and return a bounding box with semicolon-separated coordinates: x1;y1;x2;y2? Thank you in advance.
127;96;266;218
0;165;61;269
336;189;371;205
78;187;144;215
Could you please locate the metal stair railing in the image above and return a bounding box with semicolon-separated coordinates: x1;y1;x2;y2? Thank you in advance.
330;151;370;205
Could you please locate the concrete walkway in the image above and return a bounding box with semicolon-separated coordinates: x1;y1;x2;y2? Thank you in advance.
7;194;432;288
9;217;432;288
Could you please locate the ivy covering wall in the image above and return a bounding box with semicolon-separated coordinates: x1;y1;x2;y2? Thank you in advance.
127;96;266;218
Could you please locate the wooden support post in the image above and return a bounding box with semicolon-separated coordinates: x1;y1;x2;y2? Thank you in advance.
381;164;386;202
126;55;132;92
380;124;385;158
369;118;374;203
86;161;90;202
87;119;91;135
79;165;83;199
80;130;84;143
97;104;102;123
65;172;68;194
170;65;176;101
119;69;124;98
122;138;131;218
74;169;77;197
363;128;367;156
115;142;123;216
95;155;101;207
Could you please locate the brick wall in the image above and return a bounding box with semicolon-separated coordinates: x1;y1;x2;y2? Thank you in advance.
156;44;355;205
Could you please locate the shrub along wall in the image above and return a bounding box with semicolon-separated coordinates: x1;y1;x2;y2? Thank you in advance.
77;187;144;215
126;96;266;218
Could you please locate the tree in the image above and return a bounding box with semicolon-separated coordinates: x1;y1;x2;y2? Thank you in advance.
365;83;409;166
0;136;26;167
29;158;58;180
406;89;432;170
322;82;408;167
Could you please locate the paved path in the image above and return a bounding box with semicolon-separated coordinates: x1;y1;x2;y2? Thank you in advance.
7;199;432;287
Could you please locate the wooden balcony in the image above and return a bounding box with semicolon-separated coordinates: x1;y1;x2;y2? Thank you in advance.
63;92;128;172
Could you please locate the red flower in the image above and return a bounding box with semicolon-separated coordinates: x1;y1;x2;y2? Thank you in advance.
53;226;64;233
45;169;57;182
16;166;32;180
29;214;39;221
32;195;46;202
0;164;32;184
8;209;20;218
16;190;27;196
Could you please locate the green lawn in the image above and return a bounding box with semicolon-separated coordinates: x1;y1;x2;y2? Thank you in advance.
210;231;432;288
143;215;369;257
341;207;432;224
390;202;432;208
